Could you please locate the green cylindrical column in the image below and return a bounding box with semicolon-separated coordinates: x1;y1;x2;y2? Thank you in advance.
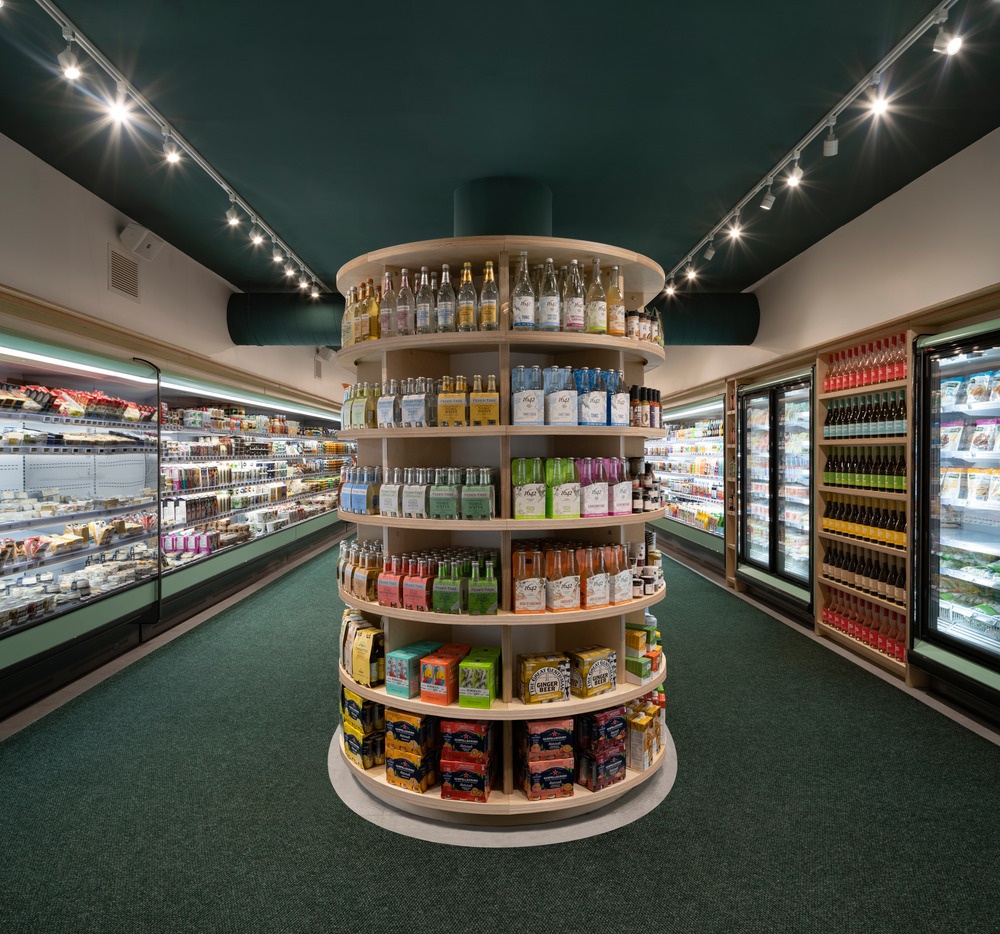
649;293;760;346
453;177;553;237
227;293;344;347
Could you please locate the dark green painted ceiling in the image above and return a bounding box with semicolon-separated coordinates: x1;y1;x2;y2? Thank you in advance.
0;0;998;297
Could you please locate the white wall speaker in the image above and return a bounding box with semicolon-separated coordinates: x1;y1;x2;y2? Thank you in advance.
119;223;165;262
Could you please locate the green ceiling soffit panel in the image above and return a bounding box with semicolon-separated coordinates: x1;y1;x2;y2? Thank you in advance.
227;293;344;348
651;293;760;346
453;178;553;237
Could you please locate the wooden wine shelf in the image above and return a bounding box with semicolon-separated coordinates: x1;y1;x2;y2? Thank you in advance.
338;583;666;627
340;507;665;531
817;379;909;400
816;485;908;502
817;576;908;613
817;530;908;557
815;621;907;678
338;731;667;825
339;662;665;721
817;436;907;447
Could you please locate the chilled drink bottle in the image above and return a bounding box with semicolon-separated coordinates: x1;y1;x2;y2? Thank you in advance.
512;251;536;330
415;266;435;334
396;268;415;335
380;271;397;338
479;261;499;330
457;261;477;332
538;257;561;331
436;264;456;332
585;257;607;333
607;265;625;337
562;260;585;332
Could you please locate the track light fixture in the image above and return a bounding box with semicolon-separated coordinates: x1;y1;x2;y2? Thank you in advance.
272;241;284;264
786;154;803;187
760;179;776;211
666;278;676;296
703;238;716;262
728;211;742;239
310;282;320;300
823;118;839;157
298;273;309;290
249;223;264;247
685;258;696;281
161;126;180;164
284;264;296;279
57;29;81;81
933;25;962;54
226;195;241;227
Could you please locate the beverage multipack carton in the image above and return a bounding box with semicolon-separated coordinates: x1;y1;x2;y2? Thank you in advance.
440;758;492;802
342;720;385;771
567;645;617;699
576;742;626;791
341;686;385;734
385;748;437;793
575;705;627;752
351;627;385;687
468;388;500;427
384;707;439;756
626;711;656;772
458;655;498;709
420;652;463;706
518;717;574;760
385;641;443;699
518;652;571;704
440;719;494;762
520;755;575;800
436;391;468;428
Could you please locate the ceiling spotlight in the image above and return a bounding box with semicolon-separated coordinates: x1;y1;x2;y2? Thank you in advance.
107;81;131;122
298;273;309;290
786;154;803;187
871;95;889;116
823;119;839;157
933;26;962;55
161;129;181;164
226;195;241;227
310;282;320;300
271;241;284;264
666;278;676;296
760;178;776;210
703;238;716;262
728;211;742;239
284;264;296;278
57;31;81;81
249;223;264;246
685;258;696;281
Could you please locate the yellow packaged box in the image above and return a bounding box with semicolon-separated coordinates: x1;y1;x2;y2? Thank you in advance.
436;392;468;428
384;708;439;756
385;746;438;793
341;686;385;734
567;645;617;698
468;389;500;427
351;627;385;687
342;720;385;771
518;652;570;705
626;712;655;771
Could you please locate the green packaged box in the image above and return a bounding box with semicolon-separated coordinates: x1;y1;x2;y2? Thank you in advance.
459;656;498;709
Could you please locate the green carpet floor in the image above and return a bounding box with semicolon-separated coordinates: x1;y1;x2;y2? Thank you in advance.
2;549;999;933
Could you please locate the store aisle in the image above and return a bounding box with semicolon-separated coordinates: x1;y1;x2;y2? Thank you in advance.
1;549;999;934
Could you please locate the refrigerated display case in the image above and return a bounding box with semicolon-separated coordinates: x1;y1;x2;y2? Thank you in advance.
645;397;724;562
912;321;1000;707
737;373;812;609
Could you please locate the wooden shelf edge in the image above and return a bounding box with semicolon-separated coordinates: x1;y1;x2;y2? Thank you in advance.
816;485;909;501
816;529;909;557
341;508;666;530
816;577;908;613
817;380;909;400
815;621;907;677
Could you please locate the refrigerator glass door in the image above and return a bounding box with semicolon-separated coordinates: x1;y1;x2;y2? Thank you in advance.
744;392;772;568
776;385;811;583
927;342;1000;663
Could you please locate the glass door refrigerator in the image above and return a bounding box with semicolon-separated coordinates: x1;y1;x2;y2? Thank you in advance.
737;372;813;610
913;321;1000;709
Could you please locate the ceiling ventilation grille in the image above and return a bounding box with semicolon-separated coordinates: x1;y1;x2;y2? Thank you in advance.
108;245;140;301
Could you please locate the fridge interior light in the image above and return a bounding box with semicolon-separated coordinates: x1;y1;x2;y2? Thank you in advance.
0;346;157;384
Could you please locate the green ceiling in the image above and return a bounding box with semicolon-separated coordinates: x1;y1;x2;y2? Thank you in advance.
0;0;998;297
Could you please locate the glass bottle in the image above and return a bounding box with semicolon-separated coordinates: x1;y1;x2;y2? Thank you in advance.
562;259;585;332
538;257;561;331
606;265;625;337
341;286;356;348
415;266;435;334
512;251;536;330
396;268;415;336
436;264;456;332
585;257;607;333
365;277;380;341
379;271;397;338
479;261;499;330
457;261;477;332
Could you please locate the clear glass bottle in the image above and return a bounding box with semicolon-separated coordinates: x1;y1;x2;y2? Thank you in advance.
511;251;536;330
396;268;415;336
415;266;435;334
562;259;585;331
606;264;625;337
436;264;456;332
341;286;356;347
479;261;499;330
585;258;607;333
457;261;477;332
380;271;397;338
538;257;561;331
364;277;380;341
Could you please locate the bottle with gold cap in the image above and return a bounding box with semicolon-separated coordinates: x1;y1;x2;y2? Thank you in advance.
479;261;499;331
363;278;380;341
457;261;477;331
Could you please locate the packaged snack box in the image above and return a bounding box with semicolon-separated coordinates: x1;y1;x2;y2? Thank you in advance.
341;686;385;734
385;749;437;794
458;656;497;709
519;717;575;760
342;720;385;771
576;705;627;751
351;627;385;687
627;712;655;771
385;707;439;756
567;645;617;698
385;645;426;699
521;755;574;800
420;652;462;706
518;652;570;704
440;719;494;762
440;758;492;802
577;742;626;791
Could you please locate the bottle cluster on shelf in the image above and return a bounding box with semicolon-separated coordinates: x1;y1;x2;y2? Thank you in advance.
822;446;907;492
821;587;907;661
821;494;908;549
511;366;638;428
343;375;501;430
822;332;908;392
663;501;724;534
655;419;723;442
162;437;347;458
512;457;643;520
340;466;497;520
821;544;907;606
823;392;907;439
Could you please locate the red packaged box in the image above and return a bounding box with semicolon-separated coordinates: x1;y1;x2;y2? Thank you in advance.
419;653;461;706
576;741;626;791
440;719;494;762
440;758;492;802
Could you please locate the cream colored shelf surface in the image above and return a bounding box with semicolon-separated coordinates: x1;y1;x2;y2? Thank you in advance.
340;507;665;531
339;425;662;441
817;379;909;401
338;582;666;627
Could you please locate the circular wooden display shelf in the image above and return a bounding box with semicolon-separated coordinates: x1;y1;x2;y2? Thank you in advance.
338;582;665;627
340;663;665;721
339;506;665;531
338;732;667;825
336;234;664;303
338;425;663;440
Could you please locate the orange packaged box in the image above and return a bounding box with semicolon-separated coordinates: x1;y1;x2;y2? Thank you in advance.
440;719;494;762
518;717;574;760
420;653;462;706
521;755;574;800
440;758;492;803
385;747;438;794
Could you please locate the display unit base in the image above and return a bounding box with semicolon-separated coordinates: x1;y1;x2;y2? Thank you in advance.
333;726;669;827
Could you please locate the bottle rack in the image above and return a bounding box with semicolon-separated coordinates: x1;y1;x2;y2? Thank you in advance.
724;378;740;587
335;235;668;824
814;330;915;680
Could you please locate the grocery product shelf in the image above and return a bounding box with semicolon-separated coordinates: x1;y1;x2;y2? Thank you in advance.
0;530;156;582
817;379;909;401
340;507;664;531
0;499;157;533
817;576;907;612
816;621;907;677
817;530;907;556
816;485;908;501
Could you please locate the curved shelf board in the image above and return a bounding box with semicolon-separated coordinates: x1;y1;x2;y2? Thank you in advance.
338;735;666;825
507;425;662;438
338;582;665;627
336;235;665;305
341;425;661;440
505;331;665;369
341;506;665;530
816;576;907;613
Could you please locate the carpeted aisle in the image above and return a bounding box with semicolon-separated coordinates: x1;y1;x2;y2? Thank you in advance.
1;549;999;933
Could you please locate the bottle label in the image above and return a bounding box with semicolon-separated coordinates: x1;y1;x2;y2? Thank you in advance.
611;568;633;604
401;394;428;427
539;296;560;329
431;579;464;614
428;487;460;520
401;485;428;519
638;317;651;340
564;297;584;330
467;580;498;615
551;482;581;518
479;301;498;327
584;572;609;607
512;389;545;425
512;296;535;328
436;301;455;330
610;393;630;427
378;484;401;517
546;575;581;611
545;389;578;425
582;482;609;517
469;391;500;426
415;302;432;330
457;302;475;329
608;304;625;335
461;487;494;520
585;300;607;332
376;397;397;429
613;481;633;515
514;483;546;519
515;577;546;613
579;391;607;426
626;314;640;339
395;305;412;334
